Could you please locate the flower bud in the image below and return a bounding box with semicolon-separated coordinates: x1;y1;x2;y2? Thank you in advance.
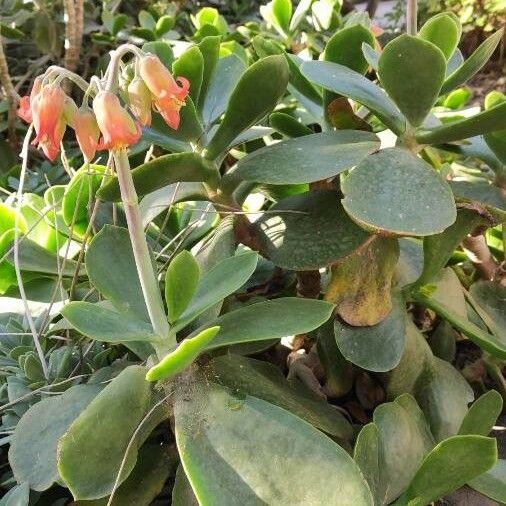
17;76;43;124
127;78;152;127
31;83;67;161
139;54;189;130
93;91;141;150
74;108;100;162
63;96;78;129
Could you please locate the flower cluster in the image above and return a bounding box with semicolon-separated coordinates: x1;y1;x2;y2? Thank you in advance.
17;54;190;162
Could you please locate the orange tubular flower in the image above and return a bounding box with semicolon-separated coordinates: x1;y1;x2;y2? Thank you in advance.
139;55;190;130
74;108;100;162
93;91;141;150
128;78;152;127
31;84;67;161
17;76;43;124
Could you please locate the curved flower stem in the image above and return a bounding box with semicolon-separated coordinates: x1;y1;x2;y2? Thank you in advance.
406;0;417;35
113;148;171;347
105;44;144;92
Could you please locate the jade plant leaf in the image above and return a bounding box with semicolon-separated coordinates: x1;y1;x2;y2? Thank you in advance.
399;435;497;505
378;34;446;127
205;354;353;439
61;302;157;343
173;46;204;104
165;250;200;324
354;424;381;506
341;148;456;236
415;208;485;287
0;483;29;506
85;225;149;321
174;380;374;505
9;384;102;491
324;24;374;75
441;28;504;94
254;190;372;270
62;165;105;237
458;390;503;436
57;366;151;500
416;101;506;144
301;60;406;134
204;55;289;159
192;297;334;350
173;251;258;331
418;13;461;60
373;394;435;504
328;236;399;326
196;36;221;109
468;459;506;504
269;111;313;137
172;465;199;506
202;54;246;127
235;130;380;185
334;291;406;372
73;444;176;506
468;281;506;339
97;152;215;202
450;180;506;212
362;42;379;71
413;290;506;359
6;237;84;277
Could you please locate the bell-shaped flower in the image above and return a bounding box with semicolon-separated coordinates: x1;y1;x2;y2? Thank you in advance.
74;108;100;162
93;91;141;150
31;83;67;161
128;77;152;127
17;76;43;124
139;54;189;130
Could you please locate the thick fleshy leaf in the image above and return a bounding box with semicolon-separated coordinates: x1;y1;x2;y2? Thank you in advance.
173;252;258;331
301;60;405;134
165;251;200;323
378;34;446;126
173;46;204;104
469;459;506;504
413;290;506;359
196;36;221;109
61;302;157;343
373;394;435;504
459;390;503;436
235;131;379;185
401;435;497;505
174;380;373;505
341;148;456;236
172;465;199;506
354;424;381;506
418;13;461;59
328;237;399;326
0;483;29;506
441;28;504;94
416;101;506;144
269;112;313;137
9;384;101;491
6;237;84;276
362;42;379;71
73;444;176;506
192;297;334;350
415;208;485;287
202;54;246;127
334;291;406;372
431;267;467;319
254;190;371;270
57;366;151;500
204;55;289;160
468;281;506;339
62;165;105;238
97;152;215;202
450;180;506;212
416;357;474;441
206;354;353;439
139;183;207;227
85;225;149;321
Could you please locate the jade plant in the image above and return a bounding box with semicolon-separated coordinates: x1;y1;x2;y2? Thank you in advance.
1;1;506;505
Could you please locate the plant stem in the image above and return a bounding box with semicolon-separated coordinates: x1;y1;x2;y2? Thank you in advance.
406;0;417;35
113;148;171;345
